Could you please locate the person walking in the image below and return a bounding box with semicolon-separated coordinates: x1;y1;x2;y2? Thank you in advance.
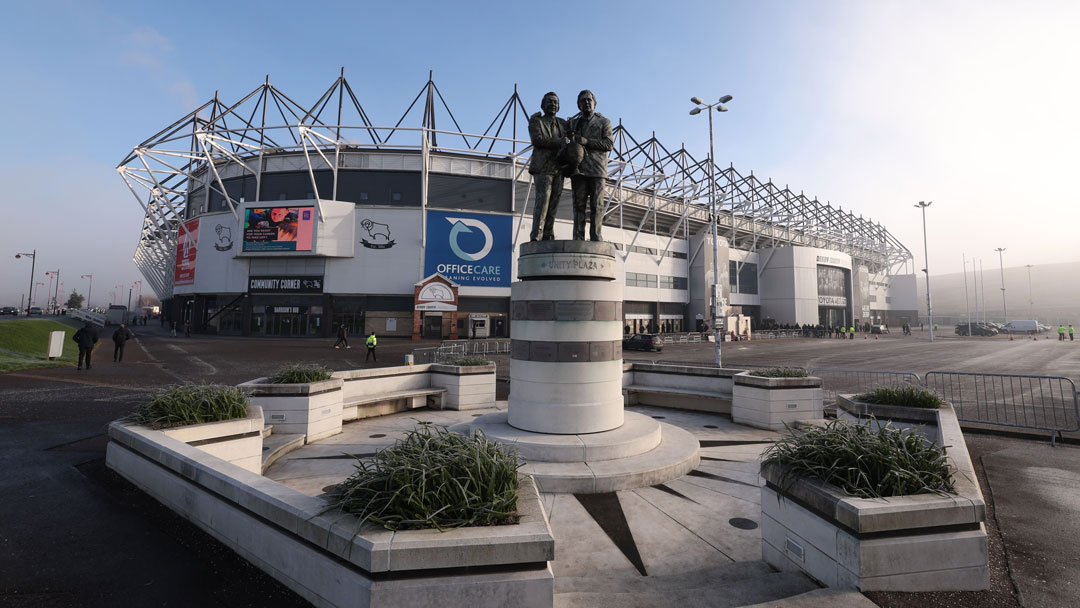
112;323;133;362
170;321;177;337
1070;325;1075;341
184;321;192;338
73;321;99;370
334;323;350;349
365;331;378;362
1059;324;1066;341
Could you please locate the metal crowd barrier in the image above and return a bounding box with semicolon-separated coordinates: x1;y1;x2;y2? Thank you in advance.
924;371;1080;445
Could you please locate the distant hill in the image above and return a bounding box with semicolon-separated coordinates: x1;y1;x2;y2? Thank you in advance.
916;261;1080;325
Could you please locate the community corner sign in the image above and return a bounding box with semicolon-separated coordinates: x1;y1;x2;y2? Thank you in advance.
424;211;511;287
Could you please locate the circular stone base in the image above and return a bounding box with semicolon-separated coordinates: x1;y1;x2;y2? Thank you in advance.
451;413;700;494
458;411;661;463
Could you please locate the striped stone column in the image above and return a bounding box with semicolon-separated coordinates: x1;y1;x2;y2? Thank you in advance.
508;240;624;434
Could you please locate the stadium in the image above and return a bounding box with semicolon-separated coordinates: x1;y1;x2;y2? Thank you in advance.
118;73;919;339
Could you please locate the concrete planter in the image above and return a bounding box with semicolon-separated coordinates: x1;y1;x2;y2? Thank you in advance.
105;418;554;608
430;362;497;410
835;393;939;438
732;372;824;431
759;401;989;591
238;377;344;443
157;405;264;474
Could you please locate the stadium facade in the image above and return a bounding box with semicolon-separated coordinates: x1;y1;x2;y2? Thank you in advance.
118;73;919;339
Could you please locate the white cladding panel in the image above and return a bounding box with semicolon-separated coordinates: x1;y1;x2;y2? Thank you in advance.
326;208;423;294
182;212;248;295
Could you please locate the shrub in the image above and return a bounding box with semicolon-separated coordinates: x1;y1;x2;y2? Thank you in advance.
855;384;943;409
443;357;491;367
328;424;521;530
128;384;250;429
749;367;808;378
268;363;333;384
762;418;955;499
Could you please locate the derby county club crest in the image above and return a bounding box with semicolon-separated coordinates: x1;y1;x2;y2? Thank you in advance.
360;218;395;249
213;224;234;251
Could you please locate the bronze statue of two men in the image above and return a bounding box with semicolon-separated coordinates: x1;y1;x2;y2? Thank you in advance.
528;90;613;242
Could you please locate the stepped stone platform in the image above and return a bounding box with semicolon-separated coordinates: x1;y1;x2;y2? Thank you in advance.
453;411;699;494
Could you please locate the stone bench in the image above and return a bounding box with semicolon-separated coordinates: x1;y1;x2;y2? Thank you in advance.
343;387;447;420
622;362;738;414
623;384;732;413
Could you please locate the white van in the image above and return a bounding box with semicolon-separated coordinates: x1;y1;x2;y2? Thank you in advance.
1003;320;1040;334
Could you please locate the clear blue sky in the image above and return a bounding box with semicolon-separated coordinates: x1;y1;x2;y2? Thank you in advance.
2;0;1077;307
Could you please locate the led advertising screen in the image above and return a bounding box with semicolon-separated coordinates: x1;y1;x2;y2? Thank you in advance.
816;265;849;306
243;207;315;252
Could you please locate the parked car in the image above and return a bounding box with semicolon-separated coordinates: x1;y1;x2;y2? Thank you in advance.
1003;320;1040;335
955;323;997;336
623;333;663;352
0;306;17;315
28;306;43;316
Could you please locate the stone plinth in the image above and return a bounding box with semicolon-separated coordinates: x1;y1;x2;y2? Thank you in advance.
509;240;623;434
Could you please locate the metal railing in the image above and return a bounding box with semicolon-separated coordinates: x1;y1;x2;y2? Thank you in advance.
924;371;1080;444
809;368;923;406
411;340;511;364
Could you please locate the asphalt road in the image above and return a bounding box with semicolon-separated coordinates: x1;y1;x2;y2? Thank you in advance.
1;323;1078;607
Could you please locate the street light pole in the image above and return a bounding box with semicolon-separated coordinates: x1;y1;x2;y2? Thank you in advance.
1024;264;1034;321
994;247;1007;323
15;250;36;316
690;94;733;367
979;259;986;323
963;253;971;336
81;274;93;310
45;270;60;312
915;201;934;342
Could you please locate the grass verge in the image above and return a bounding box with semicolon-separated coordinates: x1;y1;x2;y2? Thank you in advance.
0;319;84;372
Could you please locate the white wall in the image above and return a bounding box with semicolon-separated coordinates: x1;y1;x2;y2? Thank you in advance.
178;212;249;295
759;246;853;325
326;207;423;295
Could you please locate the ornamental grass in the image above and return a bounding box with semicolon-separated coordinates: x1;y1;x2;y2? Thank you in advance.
328;424;521;531
749;367;809;378
127;384;250;429
268;363;333;384
762;418;955;499
855;384;943;409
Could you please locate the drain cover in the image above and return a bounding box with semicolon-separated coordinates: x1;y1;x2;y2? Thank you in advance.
729;517;758;530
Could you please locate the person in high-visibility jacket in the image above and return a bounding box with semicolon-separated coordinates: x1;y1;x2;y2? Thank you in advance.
1059;325;1067;341
1070;325;1075;341
849;326;855;340
366;332;378;362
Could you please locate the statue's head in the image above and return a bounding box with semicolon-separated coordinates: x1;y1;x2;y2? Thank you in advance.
577;90;596;114
541;92;559;115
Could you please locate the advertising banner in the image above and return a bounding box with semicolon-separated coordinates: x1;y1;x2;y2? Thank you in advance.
424;211;511;287
243;206;315;252
174;218;199;286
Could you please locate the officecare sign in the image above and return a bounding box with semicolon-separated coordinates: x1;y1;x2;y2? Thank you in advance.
424;210;511;287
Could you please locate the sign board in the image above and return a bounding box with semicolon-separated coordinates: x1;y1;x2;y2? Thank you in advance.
424;211;511;286
818;296;848;306
174;218;199;286
248;276;324;293
415;274;459;312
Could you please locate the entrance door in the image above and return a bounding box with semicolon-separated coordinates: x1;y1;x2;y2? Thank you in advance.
423;314;443;339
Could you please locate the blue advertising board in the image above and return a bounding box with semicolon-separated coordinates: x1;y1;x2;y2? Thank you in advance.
424;211;511;287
